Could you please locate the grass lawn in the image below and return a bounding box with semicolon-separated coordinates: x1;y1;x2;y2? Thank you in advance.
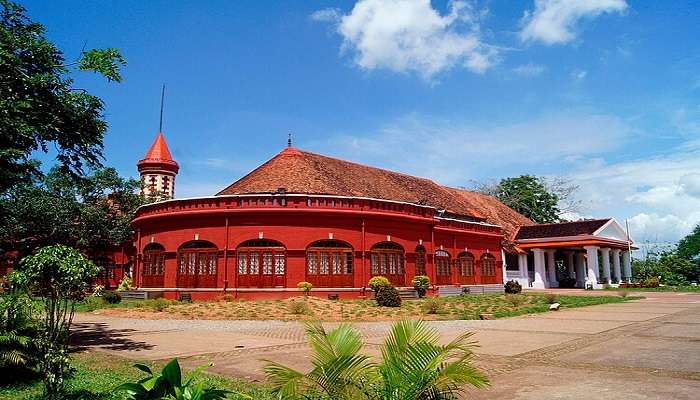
611;285;700;292
0;350;271;400
82;292;642;321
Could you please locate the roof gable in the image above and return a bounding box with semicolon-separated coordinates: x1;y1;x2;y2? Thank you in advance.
515;218;611;240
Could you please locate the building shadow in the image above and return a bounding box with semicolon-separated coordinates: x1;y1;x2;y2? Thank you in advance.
70;322;155;352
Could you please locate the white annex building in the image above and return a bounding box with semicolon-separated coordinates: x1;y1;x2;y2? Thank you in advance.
505;218;634;289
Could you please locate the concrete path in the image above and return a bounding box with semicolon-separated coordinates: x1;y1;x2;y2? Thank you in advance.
72;291;700;399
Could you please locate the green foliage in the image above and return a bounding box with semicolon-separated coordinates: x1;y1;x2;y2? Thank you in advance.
118;275;134;291
632;250;698;285
504;280;522;294
134;298;177;312
411;275;430;298
102;290;122;304
0;289;41;380
264;320;488;400
368;276;390;292
375;285;402;307
0;1;124;193
677;223;700;263
10;244;100;399
288;300;311;315
297;281;313;296
642;276;660;288
421;297;443;314
117;358;239;400
544;293;558;304
495;175;561;223
505;294;525;307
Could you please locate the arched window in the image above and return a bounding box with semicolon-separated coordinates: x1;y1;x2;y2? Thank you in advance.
371;242;405;286
94;257;116;288
143;243;165;288
435;250;451;285
237;239;286;288
415;245;426;276
306;240;353;287
178;240;218;288
457;252;475;285
481;253;497;276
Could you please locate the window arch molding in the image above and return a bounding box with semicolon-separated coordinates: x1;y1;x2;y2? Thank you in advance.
177;240;218;288
435;249;452;285
480;253;497;277
370;241;405;286
143;243;166;287
457;252;475;277
305;239;354;287
236;239;286;288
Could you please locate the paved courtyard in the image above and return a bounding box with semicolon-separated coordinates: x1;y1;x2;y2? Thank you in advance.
72;291;700;399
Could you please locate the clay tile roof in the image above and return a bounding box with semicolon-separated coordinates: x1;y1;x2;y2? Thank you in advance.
217;148;533;229
515;218;611;240
139;132;176;163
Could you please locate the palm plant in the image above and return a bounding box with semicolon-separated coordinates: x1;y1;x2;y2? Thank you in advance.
0;329;35;369
263;323;372;400
263;320;488;400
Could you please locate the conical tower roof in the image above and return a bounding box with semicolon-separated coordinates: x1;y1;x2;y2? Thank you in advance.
137;132;179;173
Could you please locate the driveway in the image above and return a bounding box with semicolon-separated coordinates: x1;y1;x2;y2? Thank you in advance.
72;291;700;399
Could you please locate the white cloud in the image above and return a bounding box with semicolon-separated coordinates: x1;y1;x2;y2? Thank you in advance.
513;62;546;77
571;69;587;80
520;0;628;45
310;8;341;23
312;0;497;79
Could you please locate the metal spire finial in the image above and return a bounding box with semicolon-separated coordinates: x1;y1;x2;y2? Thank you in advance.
159;84;165;132
287;133;292;148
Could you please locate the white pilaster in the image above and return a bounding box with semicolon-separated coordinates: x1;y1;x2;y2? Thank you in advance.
622;250;632;283
518;253;528;277
546;250;558;288
584;245;601;289
532;249;546;289
601;248;611;285
612;249;622;284
565;251;575;278
575;253;586;288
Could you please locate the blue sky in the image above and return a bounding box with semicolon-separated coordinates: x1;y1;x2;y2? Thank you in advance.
23;0;700;245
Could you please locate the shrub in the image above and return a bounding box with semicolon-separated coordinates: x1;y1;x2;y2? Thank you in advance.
297;281;313;296
102;290;122;304
421;297;443;314
412;275;430;298
504;280;522;294
91;284;104;297
135;298;176;312
218;294;236;302
544;293;558;304
642;276;660;288
505;294;525;307
288;300;311;315
117;275;133;291
368;276;391;292
375;286;402;307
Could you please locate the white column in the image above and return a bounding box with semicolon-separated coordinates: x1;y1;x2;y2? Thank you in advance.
518;253;528;278
546;250;558;288
532;248;546;289
565;251;575;279
601;248;611;285
575;252;586;288
622;250;632;283
501;250;508;284
612;249;622;284
584;246;601;289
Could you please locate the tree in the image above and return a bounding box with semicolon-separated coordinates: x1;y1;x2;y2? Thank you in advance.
677;224;700;264
10;245;100;399
0;0;126;193
493;175;561;223
263;320;488;400
0;167;144;259
632;250;698;285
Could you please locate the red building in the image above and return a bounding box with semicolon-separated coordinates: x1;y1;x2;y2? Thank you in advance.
131;133;533;300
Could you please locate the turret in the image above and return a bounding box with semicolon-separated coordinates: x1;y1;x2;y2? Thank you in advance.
137;132;179;200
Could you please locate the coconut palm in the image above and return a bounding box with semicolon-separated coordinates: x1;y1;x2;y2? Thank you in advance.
263;320;488;400
263;323;373;400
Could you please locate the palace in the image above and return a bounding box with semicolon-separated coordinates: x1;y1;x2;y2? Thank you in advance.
114;132;635;299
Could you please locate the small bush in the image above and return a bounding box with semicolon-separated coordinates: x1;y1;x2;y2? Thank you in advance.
136;298;176;312
288;300;311;315
504;280;522;294
117;275;133;291
505;294;525;307
218;294;236;302
297;281;313;296
102;290;122;304
643;276;660;288
368;276;391;292
618;290;629;298
412;275;430;298
544;293;558;304
375;285;402;307
421;297;443;314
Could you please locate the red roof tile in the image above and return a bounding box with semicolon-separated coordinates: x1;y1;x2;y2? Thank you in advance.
141;132;175;162
515;219;611;240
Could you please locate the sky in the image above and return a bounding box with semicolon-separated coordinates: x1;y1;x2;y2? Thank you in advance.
22;0;700;246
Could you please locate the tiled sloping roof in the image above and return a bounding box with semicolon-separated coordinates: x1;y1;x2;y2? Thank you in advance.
217;147;503;219
515;219;611;240
446;188;534;242
139;132;178;166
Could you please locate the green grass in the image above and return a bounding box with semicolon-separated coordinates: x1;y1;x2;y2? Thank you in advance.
491;294;643;318
0;351;272;400
610;285;700;292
